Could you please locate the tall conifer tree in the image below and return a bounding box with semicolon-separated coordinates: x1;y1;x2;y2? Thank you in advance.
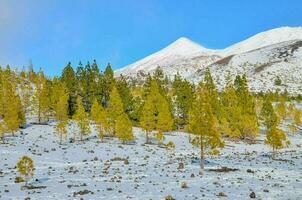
188;82;224;172
73;97;90;141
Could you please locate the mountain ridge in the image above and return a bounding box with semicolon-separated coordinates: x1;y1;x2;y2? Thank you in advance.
115;26;302;94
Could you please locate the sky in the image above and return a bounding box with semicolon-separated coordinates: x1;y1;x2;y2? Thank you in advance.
1;0;302;76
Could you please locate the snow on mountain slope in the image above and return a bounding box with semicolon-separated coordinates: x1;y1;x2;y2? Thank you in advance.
220;27;302;56
115;27;302;93
115;37;221;79
190;40;302;94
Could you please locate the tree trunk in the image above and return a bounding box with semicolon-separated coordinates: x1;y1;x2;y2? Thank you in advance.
145;131;149;144
60;134;62;145
38;105;41;124
80;131;83;142
200;135;205;174
272;147;276;159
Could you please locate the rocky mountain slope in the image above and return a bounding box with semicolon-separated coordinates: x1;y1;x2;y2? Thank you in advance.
115;27;302;94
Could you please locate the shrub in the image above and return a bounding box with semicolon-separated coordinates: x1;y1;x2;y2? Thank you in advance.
17;156;35;186
274;76;282;86
166;141;175;149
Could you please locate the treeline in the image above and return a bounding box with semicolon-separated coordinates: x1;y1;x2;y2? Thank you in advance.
0;63;301;170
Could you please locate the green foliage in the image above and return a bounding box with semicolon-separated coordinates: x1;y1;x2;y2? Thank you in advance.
274;76;282;86
140;79;173;143
55;121;68;144
265;127;289;158
166;141;175;149
17;156;35;185
102;63;115;107
0;69;24;136
32;70;51;123
115;113;134;143
261;97;279;130
156;131;165;144
116;75;134;118
73;97;90;141
107;86;124;136
90;99;108;140
204;68;221;120
221;74;259;139
52;78;69;122
275;97;287;120
172;73;194;128
188;82;224;170
61;62;78;116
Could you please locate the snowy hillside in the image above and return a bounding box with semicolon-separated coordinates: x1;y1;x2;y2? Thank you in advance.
191;40;302;93
115;27;302;94
1;122;302;199
221;27;302;56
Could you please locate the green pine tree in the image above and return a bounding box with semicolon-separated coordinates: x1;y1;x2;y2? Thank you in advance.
115;113;134;143
61;62;78;116
107;86;124;136
73;97;90;141
188;82;224;173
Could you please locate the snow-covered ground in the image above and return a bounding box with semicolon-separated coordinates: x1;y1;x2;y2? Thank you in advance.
1;122;302;200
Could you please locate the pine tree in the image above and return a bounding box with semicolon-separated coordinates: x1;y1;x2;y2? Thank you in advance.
275;97;287;120
188;82;224;172
73;97;90;141
1;73;22;136
234;75;259;139
89;60;102;106
261;97;279;130
17;156;35;186
265;127;289;159
204;68;221;120
19;73;32;114
56;121;68;144
52;78;69;143
61;62;78;116
115;113;134;143
102;63;115;107
107;86;124;136
261;97;289;158
140;79;173;143
52;78;69;121
157;98;173;132
90;99;108;140
32;70;50;124
220;75;241;138
116;75;134;118
140;90;157;143
172;73;194;129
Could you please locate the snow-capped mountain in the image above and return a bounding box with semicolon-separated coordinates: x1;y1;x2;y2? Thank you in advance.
115;37;220;79
220;27;302;56
115;27;302;94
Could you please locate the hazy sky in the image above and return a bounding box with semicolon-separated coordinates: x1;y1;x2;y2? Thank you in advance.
1;0;302;76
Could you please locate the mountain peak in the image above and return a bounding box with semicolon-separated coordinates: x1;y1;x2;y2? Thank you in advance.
173;37;194;44
162;37;212;56
221;26;302;55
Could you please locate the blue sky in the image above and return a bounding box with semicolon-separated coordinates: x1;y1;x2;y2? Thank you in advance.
1;0;302;76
